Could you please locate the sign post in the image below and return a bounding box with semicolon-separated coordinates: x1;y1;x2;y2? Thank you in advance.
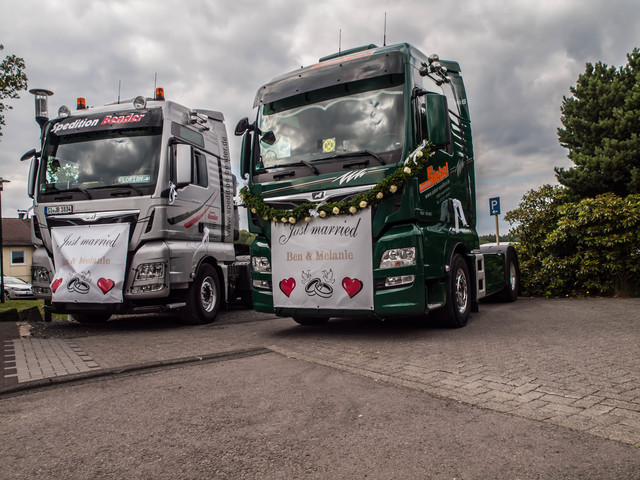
0;177;9;303
489;197;501;245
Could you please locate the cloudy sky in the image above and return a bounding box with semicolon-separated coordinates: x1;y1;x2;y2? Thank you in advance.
1;0;639;235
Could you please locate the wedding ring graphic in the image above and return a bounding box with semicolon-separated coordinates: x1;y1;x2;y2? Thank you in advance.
67;276;90;294
304;277;333;298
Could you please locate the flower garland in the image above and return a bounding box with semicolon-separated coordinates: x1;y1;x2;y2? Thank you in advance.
239;141;433;224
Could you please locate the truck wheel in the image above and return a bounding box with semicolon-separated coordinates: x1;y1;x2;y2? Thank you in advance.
181;263;221;325
72;313;111;323
498;249;519;302
292;316;329;326
442;254;471;328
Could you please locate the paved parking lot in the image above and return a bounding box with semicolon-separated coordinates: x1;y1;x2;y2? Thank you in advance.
2;298;640;446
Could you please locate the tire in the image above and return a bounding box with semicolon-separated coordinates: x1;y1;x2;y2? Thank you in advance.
72;313;111;323
181;263;221;325
498;249;519;302
440;254;471;328
292;316;330;326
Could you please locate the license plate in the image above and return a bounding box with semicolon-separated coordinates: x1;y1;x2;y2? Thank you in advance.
45;205;73;215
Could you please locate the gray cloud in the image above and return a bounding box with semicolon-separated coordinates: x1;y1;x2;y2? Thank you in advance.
1;0;639;234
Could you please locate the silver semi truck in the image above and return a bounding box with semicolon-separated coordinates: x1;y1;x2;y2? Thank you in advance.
21;88;250;324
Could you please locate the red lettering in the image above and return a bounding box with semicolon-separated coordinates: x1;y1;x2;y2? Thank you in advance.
419;162;449;193
100;113;145;126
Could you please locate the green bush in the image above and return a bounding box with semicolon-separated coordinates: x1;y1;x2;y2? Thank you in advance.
506;186;640;297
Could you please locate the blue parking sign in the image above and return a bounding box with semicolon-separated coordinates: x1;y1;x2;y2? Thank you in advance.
489;197;501;216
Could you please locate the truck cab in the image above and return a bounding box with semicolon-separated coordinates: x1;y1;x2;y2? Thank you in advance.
23;88;248;323
236;43;519;327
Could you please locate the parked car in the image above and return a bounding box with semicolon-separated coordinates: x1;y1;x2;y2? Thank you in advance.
3;276;35;299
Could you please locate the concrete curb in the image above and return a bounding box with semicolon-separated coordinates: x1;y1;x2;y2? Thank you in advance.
0;346;271;396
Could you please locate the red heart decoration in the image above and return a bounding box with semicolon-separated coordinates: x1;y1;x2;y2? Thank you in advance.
279;278;296;297
51;278;63;293
97;278;115;294
342;277;363;298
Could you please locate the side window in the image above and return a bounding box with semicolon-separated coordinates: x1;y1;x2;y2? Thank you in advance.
193;151;208;188
415;84;429;142
442;82;460;118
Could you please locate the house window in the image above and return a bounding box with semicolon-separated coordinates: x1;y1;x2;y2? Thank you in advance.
11;250;26;265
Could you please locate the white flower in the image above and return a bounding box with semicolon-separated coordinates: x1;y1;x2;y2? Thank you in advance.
332;207;340;215
390;185;398;193
359;201;367;208
349;206;357;214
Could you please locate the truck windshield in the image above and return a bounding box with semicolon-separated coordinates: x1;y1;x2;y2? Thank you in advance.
39;127;161;197
257;80;404;169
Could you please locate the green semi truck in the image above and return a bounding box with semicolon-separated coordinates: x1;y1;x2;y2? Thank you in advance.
235;42;519;328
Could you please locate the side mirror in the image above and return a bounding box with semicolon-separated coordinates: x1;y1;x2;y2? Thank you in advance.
424;93;449;146
27;157;39;199
175;144;192;187
20;149;38;162
234;117;251;136
239;131;252;178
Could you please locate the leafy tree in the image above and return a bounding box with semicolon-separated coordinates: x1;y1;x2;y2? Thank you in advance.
0;44;28;140
555;48;640;199
505;185;568;297
547;193;640;296
506;186;640;297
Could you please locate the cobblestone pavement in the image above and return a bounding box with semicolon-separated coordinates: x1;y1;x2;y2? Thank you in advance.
2;298;640;447
3;338;99;383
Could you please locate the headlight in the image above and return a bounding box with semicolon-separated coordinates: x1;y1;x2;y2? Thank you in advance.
252;279;271;290
385;275;415;288
379;247;416;269
252;256;271;273
32;266;51;283
135;262;165;281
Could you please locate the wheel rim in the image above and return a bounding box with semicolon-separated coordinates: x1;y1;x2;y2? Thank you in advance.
455;268;468;314
200;276;216;313
509;262;517;291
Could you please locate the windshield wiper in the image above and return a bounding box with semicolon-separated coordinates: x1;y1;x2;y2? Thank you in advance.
259;160;319;174
288;160;319;174
54;186;92;200
109;183;145;196
329;150;386;166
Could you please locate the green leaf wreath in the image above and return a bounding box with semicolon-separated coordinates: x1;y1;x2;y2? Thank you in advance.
239;141;433;224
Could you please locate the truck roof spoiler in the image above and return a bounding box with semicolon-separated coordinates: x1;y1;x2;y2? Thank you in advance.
195;109;225;122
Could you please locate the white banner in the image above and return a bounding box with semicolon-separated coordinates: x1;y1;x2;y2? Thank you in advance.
50;223;130;303
272;209;373;310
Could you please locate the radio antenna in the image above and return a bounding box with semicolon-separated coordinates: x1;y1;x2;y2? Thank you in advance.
154;72;157;94
339;29;342;54
117;80;121;104
383;13;387;46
